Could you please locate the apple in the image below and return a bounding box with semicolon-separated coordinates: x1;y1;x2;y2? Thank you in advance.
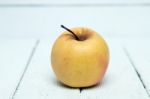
51;25;109;88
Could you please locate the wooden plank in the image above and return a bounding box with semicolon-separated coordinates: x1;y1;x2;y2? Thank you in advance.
13;39;80;99
122;38;150;96
0;0;150;5
0;39;36;99
80;39;149;99
0;7;150;38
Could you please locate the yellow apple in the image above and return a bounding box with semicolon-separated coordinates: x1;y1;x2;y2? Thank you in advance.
51;25;109;88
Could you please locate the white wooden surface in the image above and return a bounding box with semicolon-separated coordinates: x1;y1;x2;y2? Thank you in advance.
0;39;36;99
122;38;150;96
0;7;150;38
0;39;146;99
13;39;80;99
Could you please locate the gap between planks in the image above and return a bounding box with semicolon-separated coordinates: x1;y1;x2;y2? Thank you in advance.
123;47;150;98
12;39;40;99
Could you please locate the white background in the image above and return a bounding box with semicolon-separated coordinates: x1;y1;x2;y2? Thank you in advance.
0;0;150;38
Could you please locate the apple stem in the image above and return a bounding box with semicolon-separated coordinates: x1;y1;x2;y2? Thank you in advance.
61;25;79;40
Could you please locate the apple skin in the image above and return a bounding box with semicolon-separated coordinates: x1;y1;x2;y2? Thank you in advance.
51;27;109;88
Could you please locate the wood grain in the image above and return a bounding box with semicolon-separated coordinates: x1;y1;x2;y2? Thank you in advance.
12;39;150;99
122;38;150;97
0;39;36;99
13;39;80;99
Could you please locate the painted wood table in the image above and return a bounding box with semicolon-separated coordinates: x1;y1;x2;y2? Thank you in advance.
0;38;149;99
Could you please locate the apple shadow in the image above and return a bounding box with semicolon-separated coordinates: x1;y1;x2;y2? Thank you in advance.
50;75;79;89
50;74;110;90
79;75;111;91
